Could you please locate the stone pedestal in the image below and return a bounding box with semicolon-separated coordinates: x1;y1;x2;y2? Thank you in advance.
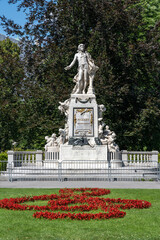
68;94;98;139
44;93;124;167
45;146;60;161
121;150;128;166
36;150;43;166
60;145;108;161
110;159;122;168
110;152;122;168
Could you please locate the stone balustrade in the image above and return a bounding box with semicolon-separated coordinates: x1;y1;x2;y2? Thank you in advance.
45;151;60;161
7;150;158;168
45;146;60;161
7;150;43;167
121;150;158;166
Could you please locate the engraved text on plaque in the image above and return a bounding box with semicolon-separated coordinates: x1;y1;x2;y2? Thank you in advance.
73;108;94;137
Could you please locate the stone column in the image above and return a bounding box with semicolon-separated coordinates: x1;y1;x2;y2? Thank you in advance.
121;150;128;166
110;151;122;168
7;151;14;166
36;150;43;165
152;151;159;166
7;151;14;180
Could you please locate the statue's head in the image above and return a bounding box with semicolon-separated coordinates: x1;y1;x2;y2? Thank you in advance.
78;44;85;52
112;132;116;138
51;133;56;138
99;104;106;112
59;128;63;134
105;125;109;130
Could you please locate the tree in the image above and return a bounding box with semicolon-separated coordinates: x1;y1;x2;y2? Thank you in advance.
0;0;160;151
0;38;24;150
142;0;160;28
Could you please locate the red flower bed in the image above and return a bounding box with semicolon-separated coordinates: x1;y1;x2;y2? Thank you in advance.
0;188;151;220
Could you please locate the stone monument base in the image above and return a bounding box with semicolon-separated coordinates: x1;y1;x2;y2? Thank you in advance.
45;146;60;161
60;145;108;161
110;159;122;168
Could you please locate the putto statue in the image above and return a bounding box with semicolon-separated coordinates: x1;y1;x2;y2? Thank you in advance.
44;133;58;151
58;99;70;119
65;44;99;94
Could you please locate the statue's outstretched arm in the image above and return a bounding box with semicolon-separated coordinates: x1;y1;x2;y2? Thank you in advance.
65;54;77;70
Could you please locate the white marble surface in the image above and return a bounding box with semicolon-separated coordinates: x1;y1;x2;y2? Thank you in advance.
65;44;99;94
68;94;98;138
60;145;108;161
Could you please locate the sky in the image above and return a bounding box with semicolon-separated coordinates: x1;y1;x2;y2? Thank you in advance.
0;0;26;38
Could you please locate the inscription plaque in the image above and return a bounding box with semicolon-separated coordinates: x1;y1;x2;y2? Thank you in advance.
73;108;94;137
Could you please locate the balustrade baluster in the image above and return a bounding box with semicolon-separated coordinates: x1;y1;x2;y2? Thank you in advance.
32;154;34;163
140;154;142;163
129;154;132;163
142;154;144;163
24;154;27;164
15;154;17;166
144;154;147;163
133;154;136;163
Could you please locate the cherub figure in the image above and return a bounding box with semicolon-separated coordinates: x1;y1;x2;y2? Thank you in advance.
45;133;57;151
98;104;106;122
58;99;70;118
56;128;66;145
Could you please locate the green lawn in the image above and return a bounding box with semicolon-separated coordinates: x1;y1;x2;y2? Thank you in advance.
0;188;160;240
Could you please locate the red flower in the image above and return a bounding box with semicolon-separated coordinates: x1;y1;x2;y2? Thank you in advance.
0;188;151;221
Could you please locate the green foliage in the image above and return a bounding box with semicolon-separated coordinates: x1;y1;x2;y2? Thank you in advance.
142;0;160;28
0;151;8;171
0;0;160;151
0;38;25;150
0;151;7;161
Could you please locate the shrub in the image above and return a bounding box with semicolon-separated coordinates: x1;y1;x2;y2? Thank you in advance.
0;151;8;171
